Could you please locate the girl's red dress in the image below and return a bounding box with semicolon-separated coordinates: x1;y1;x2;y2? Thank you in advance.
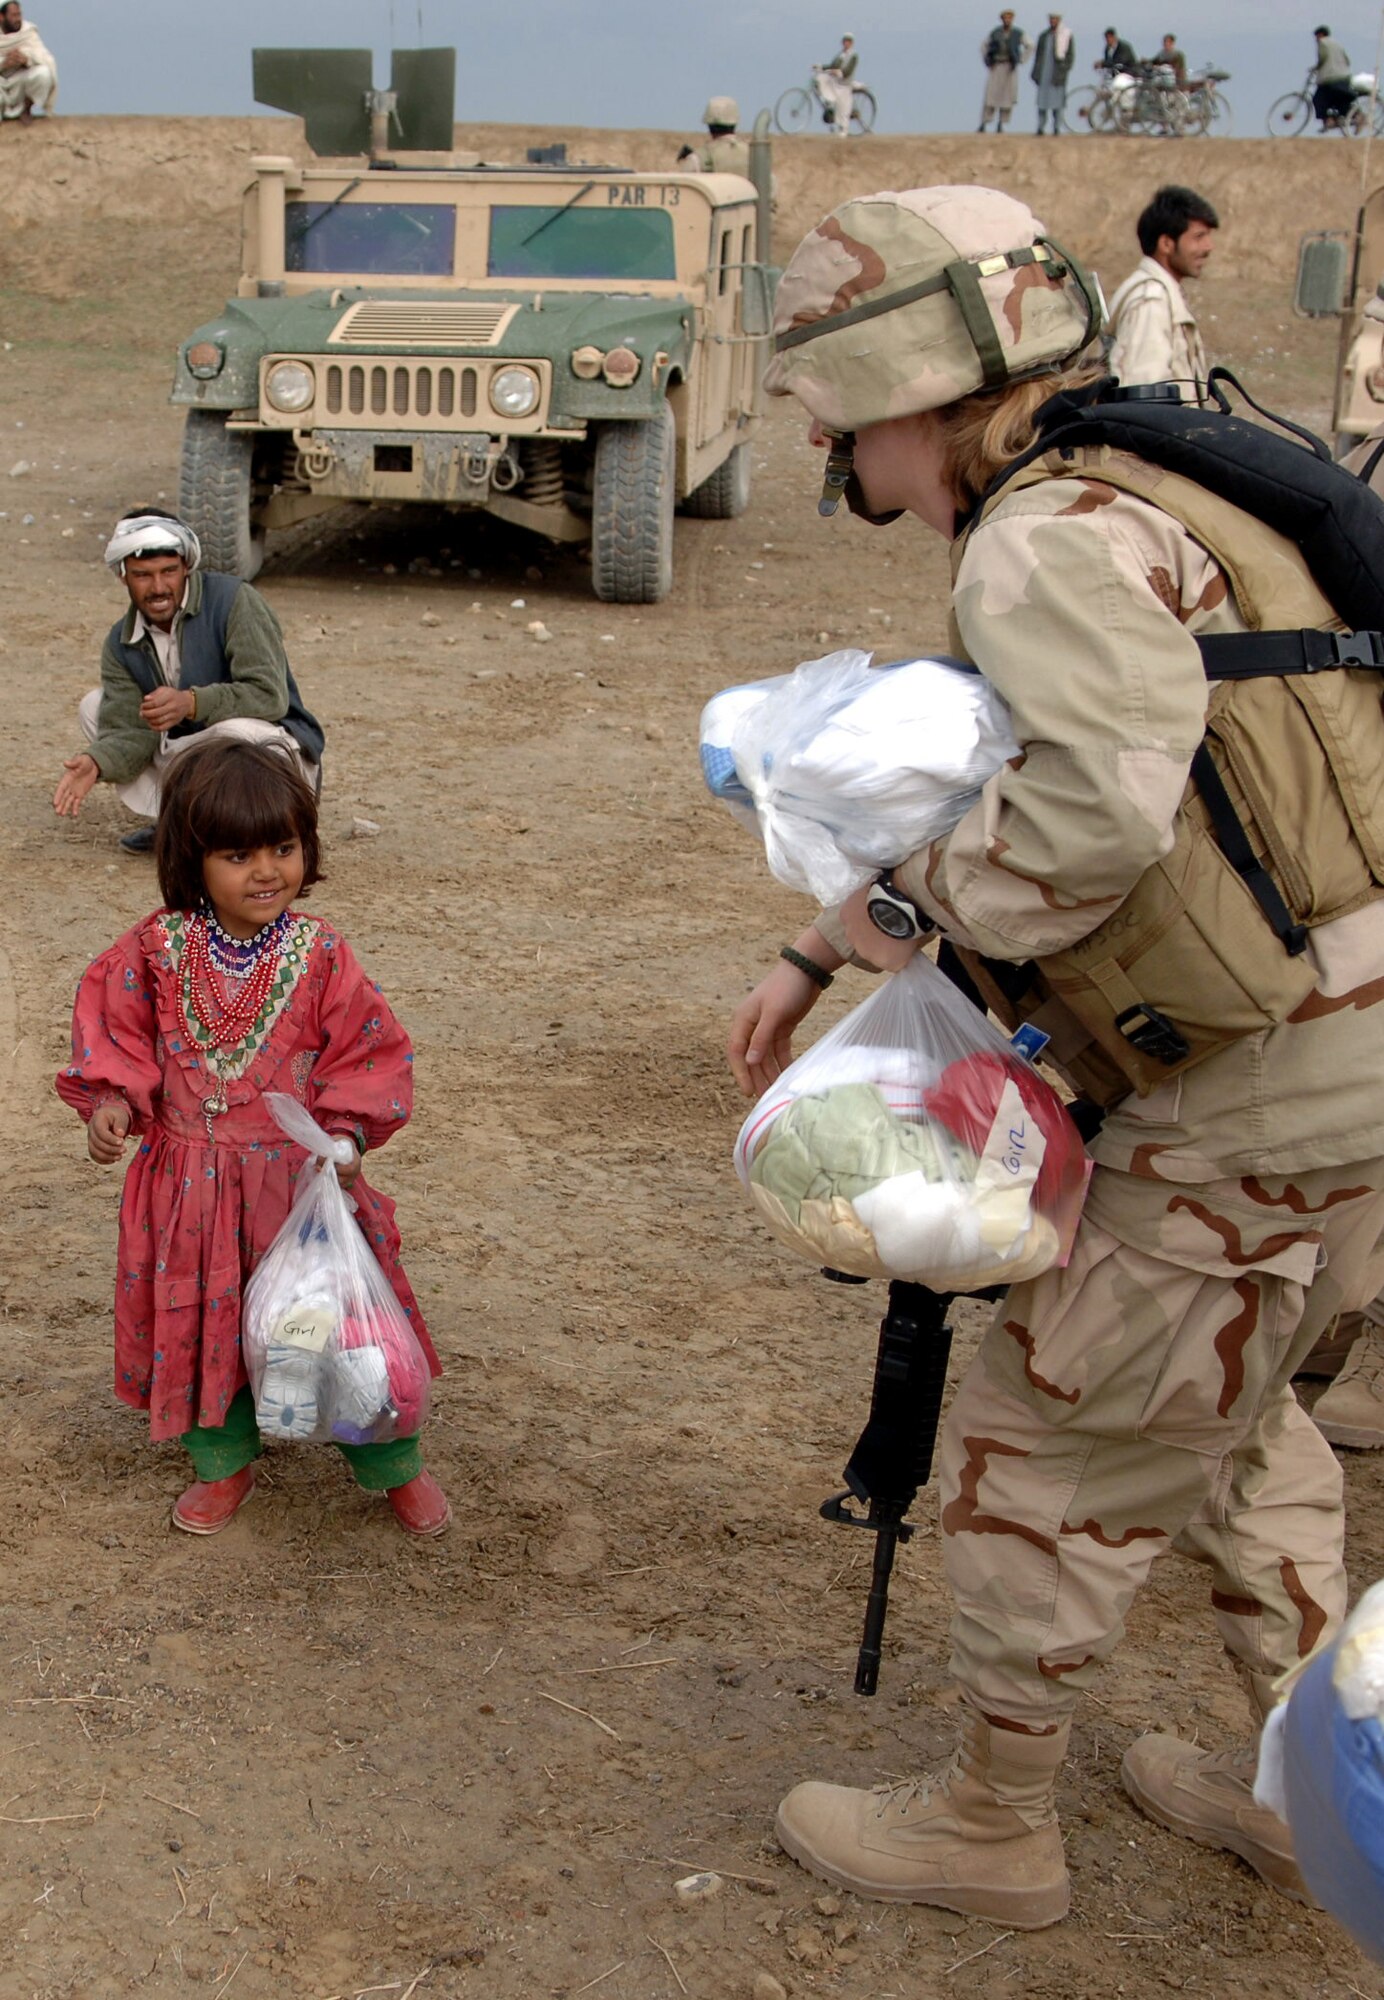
56;910;440;1441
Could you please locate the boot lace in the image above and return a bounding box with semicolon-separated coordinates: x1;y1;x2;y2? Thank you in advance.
872;1748;965;1820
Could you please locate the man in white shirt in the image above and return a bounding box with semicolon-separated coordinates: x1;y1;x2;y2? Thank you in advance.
815;35;857;136
0;1;56;121
1107;184;1218;404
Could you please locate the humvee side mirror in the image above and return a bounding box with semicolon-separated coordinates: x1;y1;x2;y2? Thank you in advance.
741;264;778;340
1294;231;1353;318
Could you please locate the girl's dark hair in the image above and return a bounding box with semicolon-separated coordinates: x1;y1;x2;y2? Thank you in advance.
155;739;322;912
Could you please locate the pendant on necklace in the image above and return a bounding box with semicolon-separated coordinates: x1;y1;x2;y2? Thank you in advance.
206;1084;228;1118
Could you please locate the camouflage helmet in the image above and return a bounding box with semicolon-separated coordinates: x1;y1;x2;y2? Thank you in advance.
703;95;740;127
764;185;1103;431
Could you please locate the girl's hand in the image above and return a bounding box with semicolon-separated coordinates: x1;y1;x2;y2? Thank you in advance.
88;1101;132;1164
838;882;926;971
318;1133;365;1189
728;961;825;1099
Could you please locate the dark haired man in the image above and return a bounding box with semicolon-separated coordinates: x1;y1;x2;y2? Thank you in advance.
53;511;323;854
1097;25;1137;71
1312;25;1355;128
1108;184;1219;403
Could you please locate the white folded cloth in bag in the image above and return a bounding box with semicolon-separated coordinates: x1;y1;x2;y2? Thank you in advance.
700;650;1018;905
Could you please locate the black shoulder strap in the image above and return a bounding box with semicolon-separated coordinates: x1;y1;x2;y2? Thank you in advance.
1190;744;1309;956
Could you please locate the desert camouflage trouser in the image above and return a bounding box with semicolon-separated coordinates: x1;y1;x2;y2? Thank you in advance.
940;1157;1384;1728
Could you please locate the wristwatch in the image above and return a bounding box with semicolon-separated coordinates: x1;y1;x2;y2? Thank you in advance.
865;870;929;941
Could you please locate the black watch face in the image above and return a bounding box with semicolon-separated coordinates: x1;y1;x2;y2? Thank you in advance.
866;893;917;940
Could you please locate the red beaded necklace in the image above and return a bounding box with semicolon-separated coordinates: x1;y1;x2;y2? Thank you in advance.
179;911;283;1050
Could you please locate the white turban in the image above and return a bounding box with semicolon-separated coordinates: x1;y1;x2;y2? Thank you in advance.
104;514;202;575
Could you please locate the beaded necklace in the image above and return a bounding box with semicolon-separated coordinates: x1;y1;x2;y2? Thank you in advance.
168;910;316;1124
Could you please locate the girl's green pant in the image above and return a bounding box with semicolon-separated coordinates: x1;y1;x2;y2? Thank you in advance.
182;1385;423;1492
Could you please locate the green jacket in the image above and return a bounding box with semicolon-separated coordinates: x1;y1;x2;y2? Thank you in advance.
86;572;301;785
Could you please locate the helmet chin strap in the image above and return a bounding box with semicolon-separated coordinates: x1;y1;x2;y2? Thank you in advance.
818;429;856;516
817;428;904;526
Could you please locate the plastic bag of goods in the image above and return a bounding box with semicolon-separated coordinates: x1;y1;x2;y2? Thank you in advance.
1254;1579;1384;1962
734;955;1089;1292
699;649;1018;906
241;1094;431;1445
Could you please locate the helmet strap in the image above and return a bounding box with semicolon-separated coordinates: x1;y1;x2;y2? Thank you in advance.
818;430;857;516
816;429;904;525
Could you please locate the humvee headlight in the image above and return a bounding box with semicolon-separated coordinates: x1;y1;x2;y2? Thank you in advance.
265;361;316;414
601;346;641;386
186;341;225;379
490;367;541;418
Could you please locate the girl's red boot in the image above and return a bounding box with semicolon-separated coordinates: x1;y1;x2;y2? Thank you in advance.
172;1465;256;1535
386;1471;451;1536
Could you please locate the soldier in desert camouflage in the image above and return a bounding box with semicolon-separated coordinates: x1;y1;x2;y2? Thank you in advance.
726;185;1384;1927
677;96;751;177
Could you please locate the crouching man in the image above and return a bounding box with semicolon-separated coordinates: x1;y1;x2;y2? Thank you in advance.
53;511;324;854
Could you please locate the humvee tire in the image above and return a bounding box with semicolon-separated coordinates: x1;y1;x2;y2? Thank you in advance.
681;440;752;520
180;411;264;582
591;402;676;603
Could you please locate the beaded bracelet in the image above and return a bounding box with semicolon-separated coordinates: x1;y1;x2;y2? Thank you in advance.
780;945;834;989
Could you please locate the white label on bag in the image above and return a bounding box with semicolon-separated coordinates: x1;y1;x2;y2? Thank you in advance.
273;1303;337;1354
974;1079;1047;1199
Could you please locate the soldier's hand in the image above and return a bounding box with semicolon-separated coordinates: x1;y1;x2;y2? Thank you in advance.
139;687;197;731
53;753;100;817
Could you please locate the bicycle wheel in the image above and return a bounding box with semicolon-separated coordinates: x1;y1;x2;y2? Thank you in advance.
850;88;877;133
1267;90;1311;135
774;87;813;134
1209;89;1233;134
1162;89;1196;136
1063;84;1104;130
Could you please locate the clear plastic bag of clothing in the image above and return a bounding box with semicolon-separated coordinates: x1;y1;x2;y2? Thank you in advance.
735;954;1090;1292
241;1095;431;1445
699;649;1018;906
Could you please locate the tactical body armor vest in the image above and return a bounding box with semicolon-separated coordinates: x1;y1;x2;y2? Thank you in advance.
950;445;1384;1107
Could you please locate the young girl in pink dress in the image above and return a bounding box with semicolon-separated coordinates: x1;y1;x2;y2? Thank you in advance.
56;739;449;1537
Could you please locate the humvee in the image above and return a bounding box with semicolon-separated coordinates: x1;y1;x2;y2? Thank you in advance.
1295;181;1384;455
173;49;776;601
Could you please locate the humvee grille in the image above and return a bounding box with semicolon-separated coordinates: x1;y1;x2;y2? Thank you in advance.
330;301;520;347
321;360;483;419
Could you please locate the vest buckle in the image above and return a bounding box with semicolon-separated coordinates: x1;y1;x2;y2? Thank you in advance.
1329;631;1383;669
1114;1004;1191;1065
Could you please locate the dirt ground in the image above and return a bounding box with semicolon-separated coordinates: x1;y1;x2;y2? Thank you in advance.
2;120;1382;2000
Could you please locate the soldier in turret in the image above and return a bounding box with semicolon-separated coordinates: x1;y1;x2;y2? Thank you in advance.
677;97;750;176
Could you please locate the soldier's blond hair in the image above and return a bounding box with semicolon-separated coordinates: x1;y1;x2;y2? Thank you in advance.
937;359;1105;509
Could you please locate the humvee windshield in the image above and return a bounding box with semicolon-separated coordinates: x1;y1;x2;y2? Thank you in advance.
487;206;676;281
285;200;455;275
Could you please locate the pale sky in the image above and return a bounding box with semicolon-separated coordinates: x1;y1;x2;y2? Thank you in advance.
27;0;1384;134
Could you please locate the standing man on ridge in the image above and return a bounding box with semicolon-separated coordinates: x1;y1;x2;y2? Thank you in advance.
979;12;1031;132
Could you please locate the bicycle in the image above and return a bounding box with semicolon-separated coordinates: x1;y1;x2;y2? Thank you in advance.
1181;68;1232;135
1267;68;1384;136
1069;60;1231;136
774;71;878;135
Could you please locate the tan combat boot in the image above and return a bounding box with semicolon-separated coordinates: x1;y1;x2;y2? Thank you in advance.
1311;1318;1384;1447
1121;1668;1308;1901
775;1703;1071;1928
